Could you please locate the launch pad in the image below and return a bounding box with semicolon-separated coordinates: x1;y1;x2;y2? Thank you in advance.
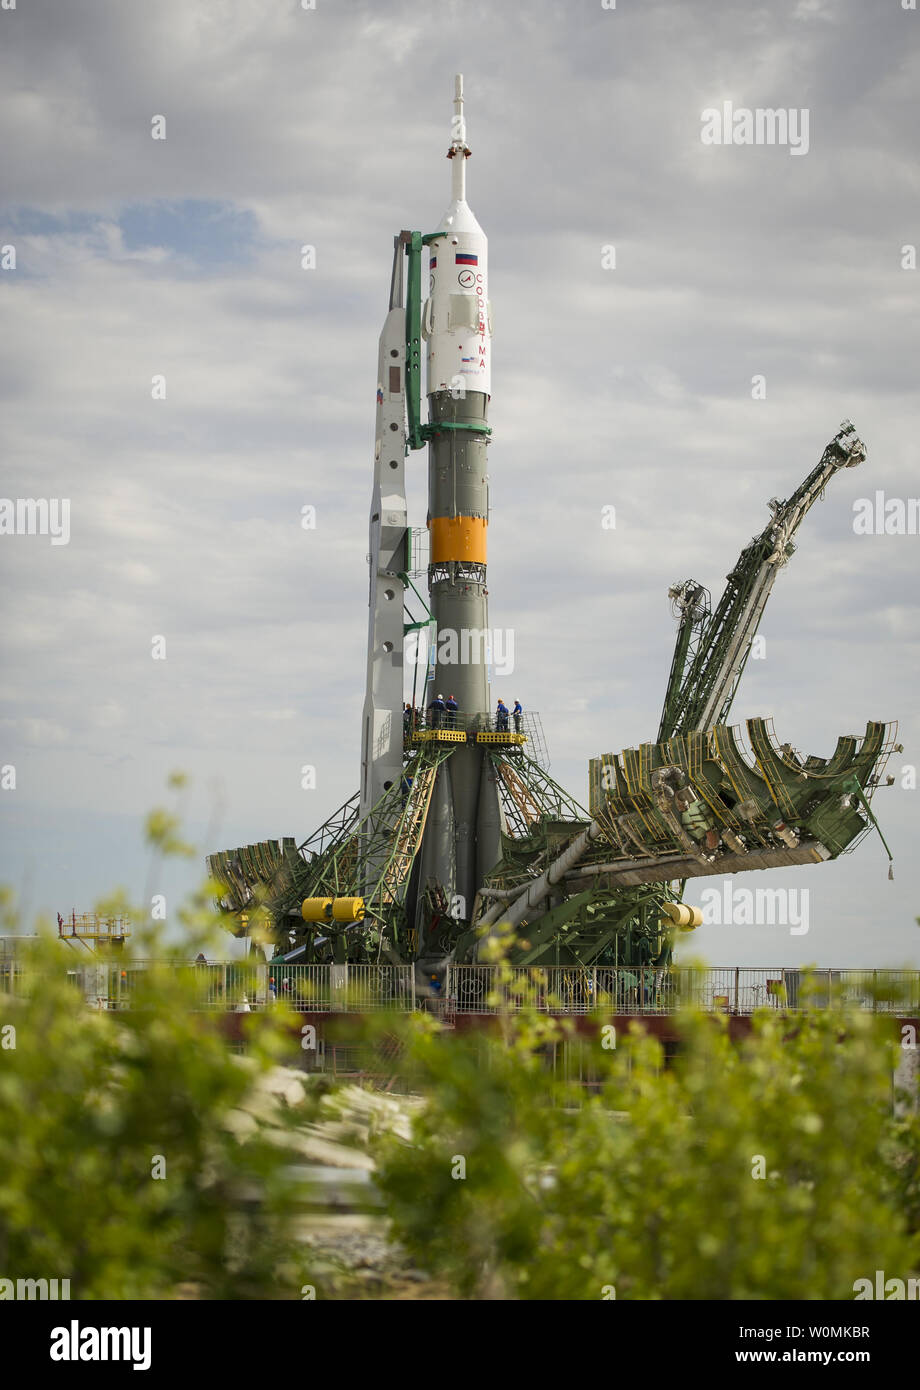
207;79;897;988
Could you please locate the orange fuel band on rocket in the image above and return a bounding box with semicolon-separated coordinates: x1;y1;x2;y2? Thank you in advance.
428;515;487;564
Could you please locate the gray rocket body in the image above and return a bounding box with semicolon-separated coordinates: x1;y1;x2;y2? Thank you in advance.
417;387;502;939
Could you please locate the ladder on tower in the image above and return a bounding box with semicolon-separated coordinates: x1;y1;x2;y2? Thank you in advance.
369;752;451;909
495;759;544;836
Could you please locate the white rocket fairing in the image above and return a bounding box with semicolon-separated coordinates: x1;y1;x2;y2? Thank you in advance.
424;77;492;399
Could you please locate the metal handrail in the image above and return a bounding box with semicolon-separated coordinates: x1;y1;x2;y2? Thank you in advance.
1;962;917;1016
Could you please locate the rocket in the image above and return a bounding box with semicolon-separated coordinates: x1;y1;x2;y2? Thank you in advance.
361;76;504;964
413;75;503;940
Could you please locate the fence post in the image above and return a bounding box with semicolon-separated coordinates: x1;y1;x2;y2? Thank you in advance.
733;966;740;1015
410;964;417;1013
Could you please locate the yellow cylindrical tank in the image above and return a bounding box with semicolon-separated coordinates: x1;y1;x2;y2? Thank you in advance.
301;897;334;922
300;896;366;923
331;897;366;922
660;901;703;930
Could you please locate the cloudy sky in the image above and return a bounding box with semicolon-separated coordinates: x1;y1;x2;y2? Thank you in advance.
1;0;917;967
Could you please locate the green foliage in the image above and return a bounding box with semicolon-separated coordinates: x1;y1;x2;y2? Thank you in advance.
889;1080;920;1241
143;807;196;859
3;789;919;1304
374;951;920;1300
0;791;314;1300
0;926;315;1299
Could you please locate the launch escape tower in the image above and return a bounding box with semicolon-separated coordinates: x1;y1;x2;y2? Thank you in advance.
207;79;898;985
